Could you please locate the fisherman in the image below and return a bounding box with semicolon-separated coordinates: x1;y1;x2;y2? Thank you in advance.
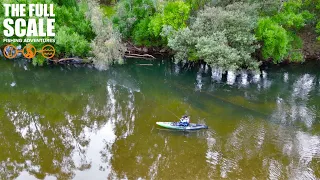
179;115;190;126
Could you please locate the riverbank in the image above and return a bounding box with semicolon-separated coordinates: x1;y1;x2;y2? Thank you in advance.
1;0;320;70
300;27;320;61
1;46;320;71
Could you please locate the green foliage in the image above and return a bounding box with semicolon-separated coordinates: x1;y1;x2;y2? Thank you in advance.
273;0;314;29
99;0;116;5
287;32;304;61
255;0;313;63
55;26;90;57
162;1;190;30
101;5;116;17
113;0;156;39
149;14;163;37
317;22;320;40
52;0;77;7
301;0;320;13
185;0;210;12
53;1;95;58
169;3;260;71
32;54;46;66
255;18;290;62
147;1;190;44
113;0;190;46
54;4;95;40
132;18;154;46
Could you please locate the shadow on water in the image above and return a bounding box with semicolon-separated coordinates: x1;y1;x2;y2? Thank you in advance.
155;128;208;139
156;127;210;135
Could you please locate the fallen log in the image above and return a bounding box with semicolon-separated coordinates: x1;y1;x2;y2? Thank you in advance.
124;53;156;59
48;57;92;64
57;57;83;62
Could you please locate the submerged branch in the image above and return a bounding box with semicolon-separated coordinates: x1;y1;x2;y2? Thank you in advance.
48;57;92;64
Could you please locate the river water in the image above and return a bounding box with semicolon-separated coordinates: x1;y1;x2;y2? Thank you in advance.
0;58;319;180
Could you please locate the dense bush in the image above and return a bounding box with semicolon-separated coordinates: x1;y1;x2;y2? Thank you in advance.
55;26;91;57
149;1;190;39
113;0;190;47
256;0;313;63
112;0;156;39
101;5;116;17
54;2;95;57
168;2;260;71
185;0;210;12
132;18;157;46
255;18;290;62
54;4;95;41
273;0;313;29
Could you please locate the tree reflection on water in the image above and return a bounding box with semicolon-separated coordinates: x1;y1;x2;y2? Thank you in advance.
0;60;319;179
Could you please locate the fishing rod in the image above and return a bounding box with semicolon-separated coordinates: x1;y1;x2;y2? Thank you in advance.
164;106;180;120
147;94;182;120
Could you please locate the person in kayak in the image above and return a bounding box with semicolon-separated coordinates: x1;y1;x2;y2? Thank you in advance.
179;115;190;126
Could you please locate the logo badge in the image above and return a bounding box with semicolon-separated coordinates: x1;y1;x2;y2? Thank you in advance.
2;44;55;59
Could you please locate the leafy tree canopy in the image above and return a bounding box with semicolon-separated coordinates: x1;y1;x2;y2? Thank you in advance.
168;2;260;71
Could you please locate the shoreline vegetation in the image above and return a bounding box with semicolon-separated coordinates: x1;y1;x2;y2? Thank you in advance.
0;0;320;71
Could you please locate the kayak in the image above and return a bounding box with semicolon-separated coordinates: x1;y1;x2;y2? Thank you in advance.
156;122;208;130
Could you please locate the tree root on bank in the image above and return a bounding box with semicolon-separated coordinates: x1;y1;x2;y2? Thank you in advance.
125;41;169;59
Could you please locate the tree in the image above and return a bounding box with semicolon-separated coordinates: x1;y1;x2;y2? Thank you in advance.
168;2;260;71
87;0;126;70
255;17;290;62
148;1;190;43
255;0;314;63
112;0;156;39
113;0;190;47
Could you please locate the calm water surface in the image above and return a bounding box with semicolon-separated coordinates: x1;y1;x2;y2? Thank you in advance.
0;58;320;180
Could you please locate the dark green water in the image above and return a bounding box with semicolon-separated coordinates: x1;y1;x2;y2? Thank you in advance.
0;58;320;180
